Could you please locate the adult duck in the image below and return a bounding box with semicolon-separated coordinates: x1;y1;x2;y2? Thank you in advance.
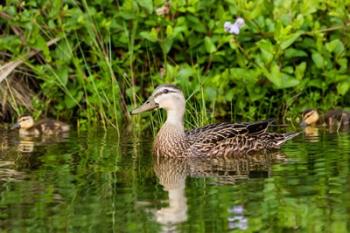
131;84;299;157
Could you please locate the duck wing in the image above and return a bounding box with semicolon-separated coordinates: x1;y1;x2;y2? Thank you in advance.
185;120;271;144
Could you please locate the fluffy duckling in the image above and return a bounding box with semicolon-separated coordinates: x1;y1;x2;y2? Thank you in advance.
11;115;70;136
300;109;350;128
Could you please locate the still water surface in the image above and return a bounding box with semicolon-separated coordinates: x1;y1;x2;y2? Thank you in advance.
0;126;350;233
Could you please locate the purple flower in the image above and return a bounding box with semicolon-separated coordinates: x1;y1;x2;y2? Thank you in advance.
224;17;245;35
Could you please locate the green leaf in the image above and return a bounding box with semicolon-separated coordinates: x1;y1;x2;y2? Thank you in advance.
337;81;350;95
186;15;206;33
280;74;300;88
285;48;308;58
230;68;260;82
204;36;216;54
257;39;274;63
34;36;51;61
280;31;303;50
267;63;300;88
161;38;173;54
178;66;194;80
325;39;344;56
137;0;153;13
57;66;68;86
140;28;158;42
0;35;21;52
295;62;306;80
65;91;83;109
165;63;178;80
205;86;217;100
312;52;324;69
268;63;282;87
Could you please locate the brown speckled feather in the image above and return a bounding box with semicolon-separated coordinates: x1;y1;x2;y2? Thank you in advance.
34;119;70;135
185;120;271;144
185;131;299;157
180;120;298;157
324;109;350;126
153;120;299;158
132;84;299;158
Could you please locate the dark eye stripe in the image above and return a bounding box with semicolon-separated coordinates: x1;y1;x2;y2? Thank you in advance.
154;89;177;98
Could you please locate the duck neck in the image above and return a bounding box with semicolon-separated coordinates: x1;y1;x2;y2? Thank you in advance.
153;108;187;156
165;109;185;129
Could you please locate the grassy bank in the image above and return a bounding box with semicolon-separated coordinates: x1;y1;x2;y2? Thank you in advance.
1;0;350;128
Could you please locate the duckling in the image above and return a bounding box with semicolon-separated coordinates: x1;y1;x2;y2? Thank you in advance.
300;109;350;128
300;109;320;127
11;115;70;136
131;84;299;157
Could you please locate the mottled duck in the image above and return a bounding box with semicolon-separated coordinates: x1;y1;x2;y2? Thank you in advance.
131;84;299;157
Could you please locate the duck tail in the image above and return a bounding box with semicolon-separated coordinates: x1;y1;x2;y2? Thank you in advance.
275;132;301;146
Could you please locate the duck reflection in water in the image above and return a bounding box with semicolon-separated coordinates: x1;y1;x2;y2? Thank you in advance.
152;151;286;232
153;156;188;228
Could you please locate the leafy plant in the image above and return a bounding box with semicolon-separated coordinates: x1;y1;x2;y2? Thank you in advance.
1;0;349;127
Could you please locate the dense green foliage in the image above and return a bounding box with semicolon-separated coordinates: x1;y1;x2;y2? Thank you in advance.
1;0;350;126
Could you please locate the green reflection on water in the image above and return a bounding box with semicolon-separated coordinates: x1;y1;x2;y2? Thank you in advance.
0;128;349;233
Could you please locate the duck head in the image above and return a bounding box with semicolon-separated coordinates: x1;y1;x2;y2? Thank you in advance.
11;116;35;130
131;85;186;120
300;109;319;127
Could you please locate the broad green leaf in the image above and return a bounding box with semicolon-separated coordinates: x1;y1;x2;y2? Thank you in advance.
186;15;206;32
312;52;324;69
295;62;306;80
280;31;303;50
325;39;344;56
0;35;21;52
267;63;300;88
140;28;158;42
57;66;68;86
205;86;217;100
54;41;72;63
337;81;350;95
137;0;153;13
65;91;83;109
308;79;323;88
280;74;300;88
166;25;173;37
204;36;217;54
33;35;51;61
257;39;274;64
230;68;260;81
337;58;347;72
301;0;318;15
161;38;173;54
178;66;194;80
268;63;282;87
285;48;308;58
165;63;178;80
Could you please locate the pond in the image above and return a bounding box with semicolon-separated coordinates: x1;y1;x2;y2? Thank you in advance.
0;125;349;233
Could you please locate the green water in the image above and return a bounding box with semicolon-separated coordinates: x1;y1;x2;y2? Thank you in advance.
0;127;350;233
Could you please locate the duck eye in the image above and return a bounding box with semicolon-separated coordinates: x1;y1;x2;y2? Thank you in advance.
163;89;169;94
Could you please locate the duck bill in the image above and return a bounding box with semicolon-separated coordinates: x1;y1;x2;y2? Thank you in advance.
299;121;307;128
131;98;159;115
11;122;20;130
